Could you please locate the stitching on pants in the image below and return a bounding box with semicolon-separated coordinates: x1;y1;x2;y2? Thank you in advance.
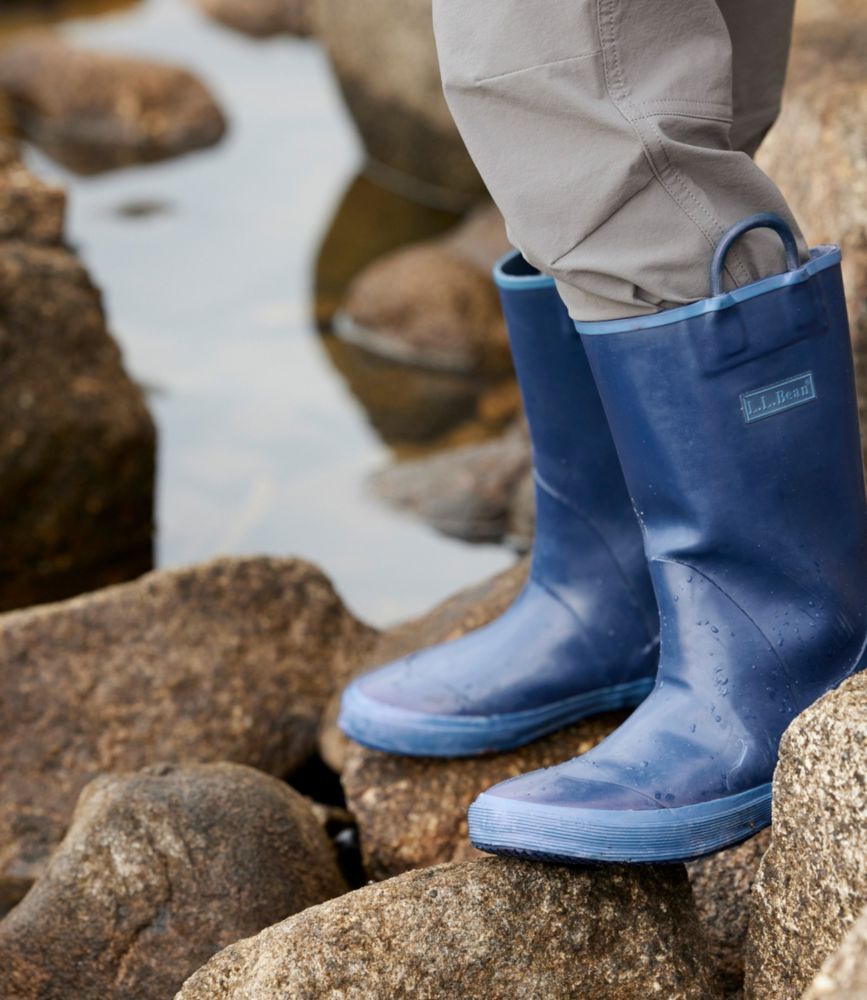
594;0;752;287
474;49;602;85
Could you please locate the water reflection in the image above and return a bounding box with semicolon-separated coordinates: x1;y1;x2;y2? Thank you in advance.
5;0;514;625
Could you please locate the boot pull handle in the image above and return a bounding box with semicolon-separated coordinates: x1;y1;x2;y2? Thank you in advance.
710;212;801;297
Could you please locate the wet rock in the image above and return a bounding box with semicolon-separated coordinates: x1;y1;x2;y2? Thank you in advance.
756;14;867;461
342;714;625;880
371;421;531;543
313;0;484;209
0;39;226;172
337;204;511;374
319;559;528;774
744;674;867;999
0;763;346;1000
0;556;376;905
803;905;867;1000
194;0;313;37
686;829;771;997
0;237;155;611
178;857;722;999
0;139;65;244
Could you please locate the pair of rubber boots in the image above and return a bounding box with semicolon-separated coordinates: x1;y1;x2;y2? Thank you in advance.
339;214;867;863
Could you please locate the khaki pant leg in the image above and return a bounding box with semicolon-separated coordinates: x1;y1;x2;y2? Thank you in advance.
718;0;795;155
432;0;806;321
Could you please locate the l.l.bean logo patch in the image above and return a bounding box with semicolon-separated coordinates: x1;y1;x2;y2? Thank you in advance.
740;372;816;425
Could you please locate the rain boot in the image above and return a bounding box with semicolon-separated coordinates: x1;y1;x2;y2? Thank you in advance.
338;251;659;756
469;214;867;860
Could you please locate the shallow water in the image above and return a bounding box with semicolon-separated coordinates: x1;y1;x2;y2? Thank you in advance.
4;0;514;625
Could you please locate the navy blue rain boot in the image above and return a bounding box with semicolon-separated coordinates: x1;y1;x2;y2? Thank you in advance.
338;251;659;756
469;214;867;861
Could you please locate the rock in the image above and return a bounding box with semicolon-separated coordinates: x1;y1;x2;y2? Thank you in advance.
313;0;484;209
0;139;65;244
342;714;627;880
803;905;867;1000
0;556;376;906
0;237;155;611
371;421;531;543
336;203;511;373
0;763;346;1000
319;559;528;774
756;13;867;462
177;857;722;999
686;829;771;997
744;674;867;999
194;0;313;37
0;39;226;172
507;466;536;550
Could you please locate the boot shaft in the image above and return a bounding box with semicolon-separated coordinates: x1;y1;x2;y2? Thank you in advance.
578;216;867;707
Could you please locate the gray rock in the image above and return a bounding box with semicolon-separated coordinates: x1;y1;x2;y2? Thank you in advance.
342;713;625;880
687;829;771;996
0;556;376;907
744;674;867;999
0;140;65;244
0;763;347;1000
194;0;313;37
371;421;531;543
313;0;485;208
803;905;867;1000
0;232;154;612
177;857;722;999
0;39;226;172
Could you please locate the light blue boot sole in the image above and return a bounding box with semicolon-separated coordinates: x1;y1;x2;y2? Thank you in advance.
468;782;773;863
337;676;655;757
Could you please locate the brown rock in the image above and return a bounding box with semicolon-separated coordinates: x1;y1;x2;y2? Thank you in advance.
756;14;867;462
803;905;867;1000
342;713;626;880
0;237;155;611
194;0;313;37
0;763;346;1000
744;674;867;999
371;421;531;542
313;0;484;208
0;39;226;172
337;203;511;373
687;829;772;996
319;559;528;773
0;556;376;906
177;857;722;999
0;139;65;244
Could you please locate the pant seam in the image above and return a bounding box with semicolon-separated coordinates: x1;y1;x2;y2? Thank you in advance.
474;49;602;85
594;0;752;289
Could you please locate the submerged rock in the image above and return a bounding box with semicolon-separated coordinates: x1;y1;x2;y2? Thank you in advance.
336;203;511;373
0;557;376;906
313;0;484;208
177;857;721;999
0;234;154;612
371;421;531;543
0;763;346;1000
0;39;226;172
194;0;313;37
744;674;867;999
